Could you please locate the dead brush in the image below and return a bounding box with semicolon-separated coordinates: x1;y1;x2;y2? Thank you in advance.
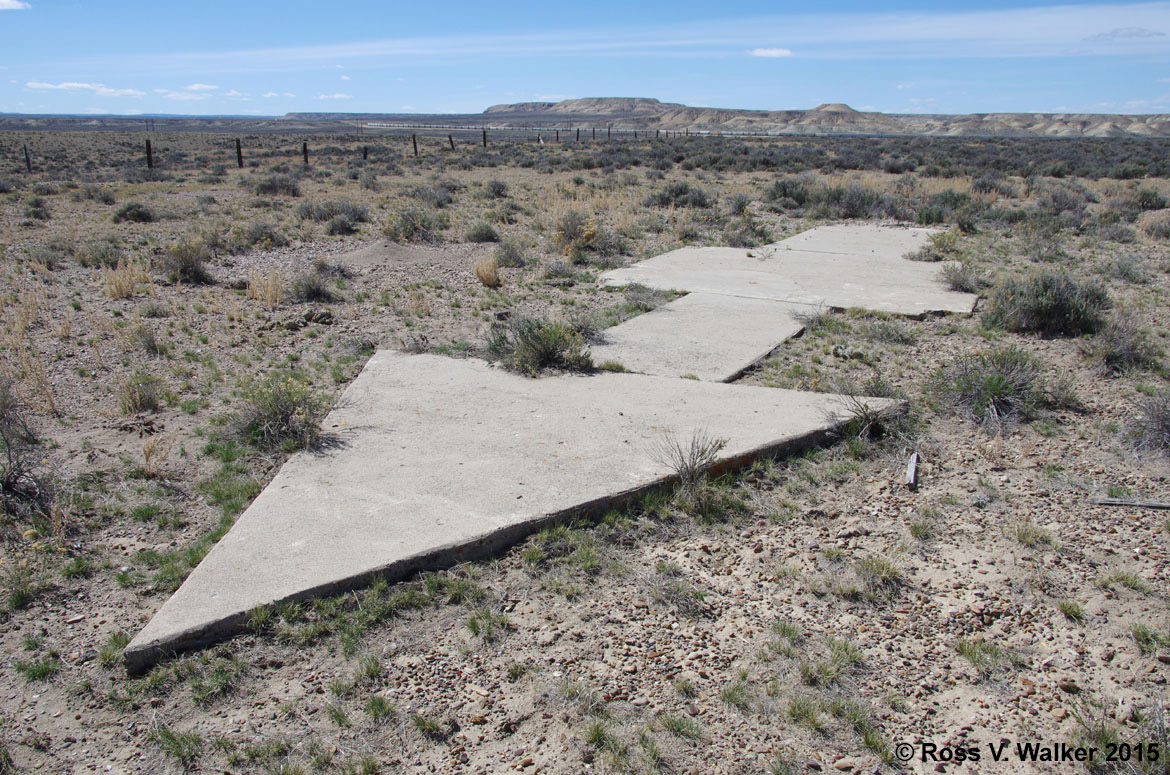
650;428;728;488
246;270;283;311
141;433;176;478
2;331;56;414
473;256;501;288
102;259;150;299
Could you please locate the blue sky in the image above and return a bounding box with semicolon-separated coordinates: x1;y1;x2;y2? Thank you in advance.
2;1;1169;115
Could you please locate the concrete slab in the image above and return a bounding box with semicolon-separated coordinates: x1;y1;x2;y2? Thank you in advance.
590;293;811;382
768;223;937;260
601;246;975;315
125;352;895;672
600;224;976;315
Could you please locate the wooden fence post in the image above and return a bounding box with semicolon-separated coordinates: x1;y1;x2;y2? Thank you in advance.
302;142;309;165
412;134;418;157
145;139;153;169
482;129;487;147
555;129;559;142
576;128;580;142
24;144;31;173
235;138;244;168
607;125;611;138
362;145;369;161
592;128;596;140
448;135;455;151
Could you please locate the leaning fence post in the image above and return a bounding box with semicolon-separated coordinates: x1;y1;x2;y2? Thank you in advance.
145;139;153;169
412;134;418;157
448;135;455;151
235;138;244;168
302;142;309;166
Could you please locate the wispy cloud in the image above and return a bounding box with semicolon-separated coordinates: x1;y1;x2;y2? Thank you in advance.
748;48;793;58
27;80;143;97
0;1;31;10
316;93;352;99
154;87;212;101
61;2;1170;74
263;91;296;98
1086;26;1165;41
185;83;218;91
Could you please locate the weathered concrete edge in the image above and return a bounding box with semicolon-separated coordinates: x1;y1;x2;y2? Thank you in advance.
717;324;807;384
122;399;901;674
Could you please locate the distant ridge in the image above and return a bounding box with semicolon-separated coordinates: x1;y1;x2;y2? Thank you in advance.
3;98;1170;138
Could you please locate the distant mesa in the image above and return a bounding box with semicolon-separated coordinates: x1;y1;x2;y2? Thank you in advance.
485;97;680;116
473;97;1170;138
809;103;860;113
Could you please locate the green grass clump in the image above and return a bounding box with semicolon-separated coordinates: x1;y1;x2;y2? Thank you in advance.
153;726;202;771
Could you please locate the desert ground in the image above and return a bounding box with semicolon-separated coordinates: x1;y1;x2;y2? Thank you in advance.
0;128;1168;774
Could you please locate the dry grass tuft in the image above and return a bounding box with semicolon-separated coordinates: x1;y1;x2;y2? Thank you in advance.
246;270;283;311
102;260;150;300
474;256;501;288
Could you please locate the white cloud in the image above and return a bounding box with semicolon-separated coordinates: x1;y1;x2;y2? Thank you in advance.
340;74;350;80
748;47;793;58
223;89;248;98
316;92;352;99
263;91;296;98
27;80;144;97
185;83;218;91
0;1;32;10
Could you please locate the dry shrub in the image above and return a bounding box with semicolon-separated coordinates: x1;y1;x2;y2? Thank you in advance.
929;346;1046;433
246;270;282;311
982;270;1110;336
0;379;53;524
102;260;150;299
233;372;327;451
474;256;500;288
160;240;212;284
1081;316;1161;375
1131;390;1170;457
485;318;592;376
